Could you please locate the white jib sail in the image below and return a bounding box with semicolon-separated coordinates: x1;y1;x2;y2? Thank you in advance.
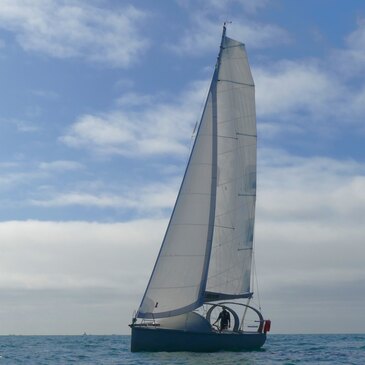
137;72;218;319
137;31;256;319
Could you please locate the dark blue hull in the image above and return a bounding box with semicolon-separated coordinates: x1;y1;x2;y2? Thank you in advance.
131;326;266;352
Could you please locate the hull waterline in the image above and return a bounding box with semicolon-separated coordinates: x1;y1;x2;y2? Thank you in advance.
131;326;266;352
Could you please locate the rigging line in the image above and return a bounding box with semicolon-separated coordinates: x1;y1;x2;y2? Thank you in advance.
189;120;199;152
252;247;262;312
218;79;254;87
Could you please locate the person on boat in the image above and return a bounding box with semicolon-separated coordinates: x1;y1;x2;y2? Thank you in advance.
214;307;231;331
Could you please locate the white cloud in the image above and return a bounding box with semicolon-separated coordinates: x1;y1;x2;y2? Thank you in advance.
38;160;84;172
61;80;209;156
29;179;179;213
169;15;290;56
0;160;84;191
0;0;149;67
177;0;269;14
254;61;342;119
0;219;166;334
0;219;164;290
0;169;45;190
1;151;365;334
168;0;290;57
1;117;40;132
253;149;365;332
116;92;154;108
258;149;365;220
253;56;365;141
333;18;365;77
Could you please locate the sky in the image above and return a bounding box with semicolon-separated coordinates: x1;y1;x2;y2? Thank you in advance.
0;0;364;335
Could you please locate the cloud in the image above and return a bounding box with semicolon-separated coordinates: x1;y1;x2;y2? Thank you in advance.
0;0;149;67
258;148;365;220
169;15;290;56
1;151;365;334
0;219;165;290
0;219;166;334
29;179;179;213
253;149;365;333
253;55;365;142
333;18;365;77
0;168;44;190
1;117;40;132
177;0;269;14
254;61;343;120
61;80;208;157
38;160;84;172
0;159;83;192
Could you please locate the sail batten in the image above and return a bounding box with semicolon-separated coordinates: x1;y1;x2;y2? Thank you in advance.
137;30;256;319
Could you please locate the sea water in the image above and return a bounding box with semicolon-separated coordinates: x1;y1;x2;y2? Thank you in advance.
0;334;363;364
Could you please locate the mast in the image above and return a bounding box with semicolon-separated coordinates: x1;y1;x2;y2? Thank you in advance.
136;24;256;318
198;25;227;302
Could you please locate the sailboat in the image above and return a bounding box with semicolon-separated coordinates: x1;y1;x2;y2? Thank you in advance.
130;23;270;352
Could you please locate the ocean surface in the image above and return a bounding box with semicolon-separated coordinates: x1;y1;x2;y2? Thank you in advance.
0;334;363;364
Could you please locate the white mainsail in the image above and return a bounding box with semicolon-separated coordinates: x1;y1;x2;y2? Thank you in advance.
205;35;256;301
137;28;256;319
